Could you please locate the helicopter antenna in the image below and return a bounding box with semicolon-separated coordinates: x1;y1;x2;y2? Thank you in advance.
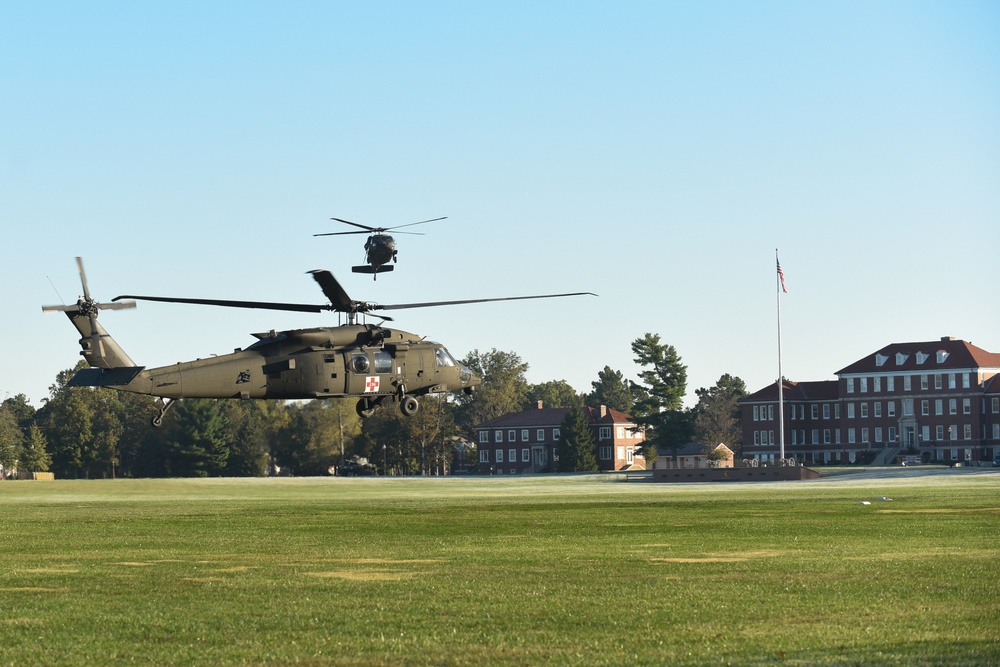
47;275;66;305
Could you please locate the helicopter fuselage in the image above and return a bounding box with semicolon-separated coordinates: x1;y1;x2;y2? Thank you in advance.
66;319;478;421
356;234;397;276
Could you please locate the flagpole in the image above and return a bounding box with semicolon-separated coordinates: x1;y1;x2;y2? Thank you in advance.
776;249;785;462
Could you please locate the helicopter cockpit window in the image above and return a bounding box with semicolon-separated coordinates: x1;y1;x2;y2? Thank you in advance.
435;347;457;367
373;351;392;374
351;353;370;374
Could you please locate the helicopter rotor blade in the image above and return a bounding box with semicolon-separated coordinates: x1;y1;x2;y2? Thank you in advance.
76;256;92;301
112;270;594;322
307;270;353;311
374;291;598;312
331;217;382;232
113;294;329;313
383;216;447;232
313;230;374;237
102;301;137;311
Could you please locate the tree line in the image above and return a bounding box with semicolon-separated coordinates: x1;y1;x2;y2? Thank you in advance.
0;334;747;478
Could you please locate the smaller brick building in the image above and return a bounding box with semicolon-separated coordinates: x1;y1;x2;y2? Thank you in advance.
654;443;734;469
475;402;645;474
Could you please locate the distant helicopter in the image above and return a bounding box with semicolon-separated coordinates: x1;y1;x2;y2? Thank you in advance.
314;216;446;279
44;258;595;426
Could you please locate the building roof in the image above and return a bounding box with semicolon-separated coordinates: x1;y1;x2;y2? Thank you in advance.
836;337;1000;375
477;407;568;429
741;380;839;403
584;405;636;425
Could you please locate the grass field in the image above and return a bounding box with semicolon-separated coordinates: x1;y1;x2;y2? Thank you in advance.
1;469;998;666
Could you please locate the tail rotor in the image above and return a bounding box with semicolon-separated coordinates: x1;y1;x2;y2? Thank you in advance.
43;257;137;368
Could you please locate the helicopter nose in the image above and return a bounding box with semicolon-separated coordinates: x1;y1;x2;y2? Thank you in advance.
461;366;480;387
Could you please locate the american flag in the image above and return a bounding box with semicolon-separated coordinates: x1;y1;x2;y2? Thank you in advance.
776;257;788;294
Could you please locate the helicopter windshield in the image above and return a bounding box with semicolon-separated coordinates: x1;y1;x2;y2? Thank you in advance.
434;346;457;367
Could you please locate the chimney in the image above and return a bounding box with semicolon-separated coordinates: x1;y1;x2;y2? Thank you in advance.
941;336;955;342
537;400;544;410
600;405;608;418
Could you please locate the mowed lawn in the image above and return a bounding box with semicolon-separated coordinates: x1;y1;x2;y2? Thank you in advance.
1;470;998;666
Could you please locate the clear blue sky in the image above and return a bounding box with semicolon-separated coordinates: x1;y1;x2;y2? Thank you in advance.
3;1;998;409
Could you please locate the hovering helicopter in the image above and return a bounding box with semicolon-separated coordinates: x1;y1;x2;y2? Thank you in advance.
313;216;446;279
44;258;595;426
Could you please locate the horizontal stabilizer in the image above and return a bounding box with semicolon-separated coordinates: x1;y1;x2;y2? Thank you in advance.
68;366;145;388
352;265;393;274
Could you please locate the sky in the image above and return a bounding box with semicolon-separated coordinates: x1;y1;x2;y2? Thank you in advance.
2;1;999;410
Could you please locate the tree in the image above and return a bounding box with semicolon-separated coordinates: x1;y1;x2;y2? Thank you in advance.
556;407;597;472
19;423;52;472
525;380;582;410
163;399;229;477
631;333;687;414
0;405;22;475
271;401;343;475
400;395;459;475
454;349;529;433
692;374;747;456
629;333;692;465
586;366;633;413
44;378;94;478
2;394;36;428
217;400;272;476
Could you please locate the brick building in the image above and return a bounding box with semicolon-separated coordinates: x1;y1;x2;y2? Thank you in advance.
475;402;645;474
740;337;1000;465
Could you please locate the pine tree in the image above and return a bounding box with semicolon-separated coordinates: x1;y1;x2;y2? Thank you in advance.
630;333;692;463
166;399;229;477
587;366;633;413
20;423;52;472
557;407;597;472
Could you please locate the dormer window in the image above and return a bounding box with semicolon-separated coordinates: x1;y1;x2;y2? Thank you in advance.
876;354;888;367
895;353;908;366
936;350;949;363
916;352;929;365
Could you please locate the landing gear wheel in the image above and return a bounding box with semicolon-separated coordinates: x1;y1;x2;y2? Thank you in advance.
151;398;176;428
356;397;376;419
400;395;419;417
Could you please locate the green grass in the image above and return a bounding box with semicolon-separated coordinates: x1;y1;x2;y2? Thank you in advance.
1;472;998;666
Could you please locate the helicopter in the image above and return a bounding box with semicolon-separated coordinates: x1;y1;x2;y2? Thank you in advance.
44;258;595;426
313;216;446;279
